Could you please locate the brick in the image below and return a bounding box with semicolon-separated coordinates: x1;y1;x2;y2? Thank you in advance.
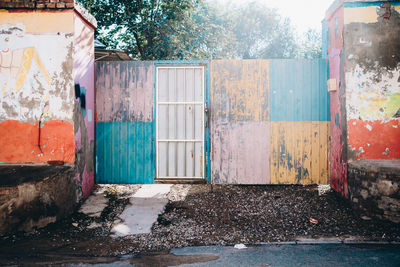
36;3;45;8
65;2;74;8
56;2;65;8
46;2;56;8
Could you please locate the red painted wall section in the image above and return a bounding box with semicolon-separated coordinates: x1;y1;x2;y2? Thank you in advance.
326;4;348;197
348;119;400;159
0;120;74;163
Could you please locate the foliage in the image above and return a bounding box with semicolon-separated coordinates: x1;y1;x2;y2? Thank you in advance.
79;0;322;60
297;29;322;59
229;2;298;59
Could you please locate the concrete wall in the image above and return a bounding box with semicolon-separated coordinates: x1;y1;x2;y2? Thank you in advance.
344;2;400;160
326;1;400;198
0;1;97;235
325;1;400;222
0;11;75;164
73;7;96;198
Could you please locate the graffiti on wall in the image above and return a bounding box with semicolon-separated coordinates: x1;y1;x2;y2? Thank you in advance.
0;15;75;164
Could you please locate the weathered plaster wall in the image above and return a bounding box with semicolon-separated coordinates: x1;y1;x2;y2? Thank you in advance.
344;2;400;160
73;12;95;198
326;3;348;197
0;10;75;164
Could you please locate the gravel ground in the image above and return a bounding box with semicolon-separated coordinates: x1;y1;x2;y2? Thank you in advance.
1;184;399;264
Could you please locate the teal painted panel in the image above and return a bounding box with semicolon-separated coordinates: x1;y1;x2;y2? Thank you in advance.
270;59;330;121
96;122;154;184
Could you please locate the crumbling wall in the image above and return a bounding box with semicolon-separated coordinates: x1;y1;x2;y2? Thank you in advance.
326;2;348;197
73;8;96;198
0;10;75;164
347;160;400;223
0;166;77;235
344;2;400;160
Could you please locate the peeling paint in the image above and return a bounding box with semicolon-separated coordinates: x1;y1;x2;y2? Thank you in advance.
211;60;269;122
270;121;330;185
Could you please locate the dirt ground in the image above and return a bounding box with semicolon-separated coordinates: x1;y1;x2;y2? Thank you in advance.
0;184;399;265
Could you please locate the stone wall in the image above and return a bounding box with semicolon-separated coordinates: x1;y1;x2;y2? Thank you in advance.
0;165;77;234
348;160;400;223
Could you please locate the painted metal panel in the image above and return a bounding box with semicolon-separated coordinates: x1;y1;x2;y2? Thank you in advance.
156;67;205;179
270;59;330;122
270;121;330;185
210;59;269;122
95;61;155;184
96;61;154;123
96;122;153;184
210;59;270;184
211;121;270;184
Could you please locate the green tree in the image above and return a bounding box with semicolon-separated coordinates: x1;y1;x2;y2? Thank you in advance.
297;29;322;59
229;1;298;59
79;0;201;60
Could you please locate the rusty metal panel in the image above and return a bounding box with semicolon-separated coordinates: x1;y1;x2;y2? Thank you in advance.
270;121;330;185
211;121;270;184
96;61;154;123
210;59;269;122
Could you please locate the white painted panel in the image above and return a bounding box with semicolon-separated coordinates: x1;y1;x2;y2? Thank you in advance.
194;104;202;139
157;66;204;180
186;142;194;177
158;69;168;102
158;142;167;177
177;141;185;177
195;142;202;177
168;142;176;176
176;69;185;102
185;68;194;102
158;105;168;139
194;68;203;102
186;104;194;139
168;68;176;102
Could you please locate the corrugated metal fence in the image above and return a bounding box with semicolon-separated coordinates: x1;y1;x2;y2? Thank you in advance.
95;59;330;184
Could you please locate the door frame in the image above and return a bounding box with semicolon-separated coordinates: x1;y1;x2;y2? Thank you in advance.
153;61;210;183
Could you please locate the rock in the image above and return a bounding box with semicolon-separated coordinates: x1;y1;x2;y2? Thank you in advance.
234;244;247;249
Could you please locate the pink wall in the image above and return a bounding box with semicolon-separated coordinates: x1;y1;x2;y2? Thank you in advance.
73;12;95;198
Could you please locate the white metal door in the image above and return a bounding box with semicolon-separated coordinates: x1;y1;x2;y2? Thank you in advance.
156;66;205;179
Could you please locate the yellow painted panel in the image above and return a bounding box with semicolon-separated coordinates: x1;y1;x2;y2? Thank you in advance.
211;59;269;122
270;121;330;185
344;7;378;24
0;11;74;33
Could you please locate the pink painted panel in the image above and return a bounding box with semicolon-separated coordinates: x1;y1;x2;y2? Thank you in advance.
96;61;154;122
211;121;270;184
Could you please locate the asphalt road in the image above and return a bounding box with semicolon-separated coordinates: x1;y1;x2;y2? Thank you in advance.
68;243;400;267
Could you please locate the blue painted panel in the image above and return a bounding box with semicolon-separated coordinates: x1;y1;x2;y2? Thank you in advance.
322;19;329;59
96;122;154;184
344;2;400;8
270;59;330;122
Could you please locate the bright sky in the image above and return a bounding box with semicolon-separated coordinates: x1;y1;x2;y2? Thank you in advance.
207;0;334;33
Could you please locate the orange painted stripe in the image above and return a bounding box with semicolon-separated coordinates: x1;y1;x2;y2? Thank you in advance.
0;120;75;164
